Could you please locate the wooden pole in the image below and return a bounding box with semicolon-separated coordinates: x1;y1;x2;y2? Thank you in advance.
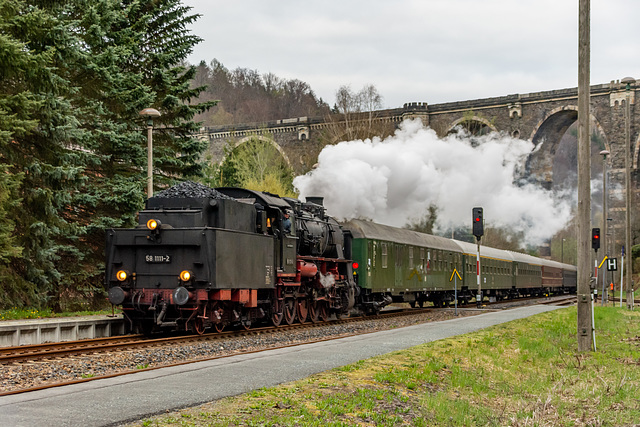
624;79;634;310
577;0;593;352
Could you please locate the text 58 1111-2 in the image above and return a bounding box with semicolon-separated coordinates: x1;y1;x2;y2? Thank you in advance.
145;255;171;263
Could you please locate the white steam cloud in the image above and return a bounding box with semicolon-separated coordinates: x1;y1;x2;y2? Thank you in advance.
293;119;574;246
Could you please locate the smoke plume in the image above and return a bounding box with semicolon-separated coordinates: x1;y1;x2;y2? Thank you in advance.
293;119;574;246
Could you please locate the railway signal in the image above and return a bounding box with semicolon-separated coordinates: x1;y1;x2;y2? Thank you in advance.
472;207;483;307
472;207;483;240
591;228;600;252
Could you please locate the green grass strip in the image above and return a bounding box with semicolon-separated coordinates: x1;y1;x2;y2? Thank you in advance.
134;307;640;426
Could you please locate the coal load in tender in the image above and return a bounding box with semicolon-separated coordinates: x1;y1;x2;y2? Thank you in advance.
153;181;234;200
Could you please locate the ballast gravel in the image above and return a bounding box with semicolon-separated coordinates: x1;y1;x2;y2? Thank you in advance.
1;310;479;393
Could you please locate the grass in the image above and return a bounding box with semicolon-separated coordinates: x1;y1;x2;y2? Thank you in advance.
129;306;640;426
0;307;117;321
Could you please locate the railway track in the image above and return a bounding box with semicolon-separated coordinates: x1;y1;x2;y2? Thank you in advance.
0;295;578;365
0;335;144;364
0;307;425;366
0;296;575;396
1;307;449;396
540;296;577;306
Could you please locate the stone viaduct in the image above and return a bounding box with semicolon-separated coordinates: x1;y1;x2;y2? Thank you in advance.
197;79;639;246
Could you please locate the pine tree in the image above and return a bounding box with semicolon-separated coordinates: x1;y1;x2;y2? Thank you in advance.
57;0;217;309
0;0;215;309
0;0;85;307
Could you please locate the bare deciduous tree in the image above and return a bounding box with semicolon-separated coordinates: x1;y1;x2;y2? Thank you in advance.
324;83;391;144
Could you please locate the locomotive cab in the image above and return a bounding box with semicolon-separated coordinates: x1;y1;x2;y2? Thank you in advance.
216;188;297;275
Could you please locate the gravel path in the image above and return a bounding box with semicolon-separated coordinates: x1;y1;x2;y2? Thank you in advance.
1;309;478;393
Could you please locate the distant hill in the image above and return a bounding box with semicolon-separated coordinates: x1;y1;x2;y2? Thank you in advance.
190;59;330;126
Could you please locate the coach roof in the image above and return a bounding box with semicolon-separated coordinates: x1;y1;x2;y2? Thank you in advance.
342;219;462;253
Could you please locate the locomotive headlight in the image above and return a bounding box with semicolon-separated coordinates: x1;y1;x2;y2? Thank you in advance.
179;270;192;282
116;270;129;282
146;219;161;231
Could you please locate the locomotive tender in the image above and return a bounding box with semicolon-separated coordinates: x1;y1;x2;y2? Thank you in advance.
105;182;576;334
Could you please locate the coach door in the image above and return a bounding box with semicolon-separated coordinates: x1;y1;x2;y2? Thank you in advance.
395;244;404;288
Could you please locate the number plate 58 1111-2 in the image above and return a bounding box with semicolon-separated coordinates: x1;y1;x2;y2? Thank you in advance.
145;255;171;263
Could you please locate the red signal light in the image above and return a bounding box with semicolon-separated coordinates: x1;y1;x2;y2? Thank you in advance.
352;262;359;269
472;207;483;239
592;228;600;251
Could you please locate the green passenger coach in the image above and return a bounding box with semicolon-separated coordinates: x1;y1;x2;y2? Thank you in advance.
455;240;516;301
343;219;464;311
342;219;576;311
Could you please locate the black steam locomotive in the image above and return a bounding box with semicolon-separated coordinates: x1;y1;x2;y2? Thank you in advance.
105;182;576;334
106;182;356;334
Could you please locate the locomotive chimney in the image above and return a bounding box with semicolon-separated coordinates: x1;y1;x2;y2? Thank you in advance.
305;197;324;206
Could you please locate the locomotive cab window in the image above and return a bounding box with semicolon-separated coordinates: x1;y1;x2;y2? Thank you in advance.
281;210;294;236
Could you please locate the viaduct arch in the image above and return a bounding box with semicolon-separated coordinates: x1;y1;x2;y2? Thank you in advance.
198;79;639;243
220;135;294;170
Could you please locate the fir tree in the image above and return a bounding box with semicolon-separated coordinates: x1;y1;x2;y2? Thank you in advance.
0;0;84;307
0;0;215;309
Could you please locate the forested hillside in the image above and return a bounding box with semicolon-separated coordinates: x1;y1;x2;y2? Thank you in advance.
190;59;331;126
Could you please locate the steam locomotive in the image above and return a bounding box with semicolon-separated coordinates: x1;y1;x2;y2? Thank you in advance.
105;182;576;334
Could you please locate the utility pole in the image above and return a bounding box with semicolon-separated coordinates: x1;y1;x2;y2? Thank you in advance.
621;76;635;310
577;0;593;352
600;150;609;304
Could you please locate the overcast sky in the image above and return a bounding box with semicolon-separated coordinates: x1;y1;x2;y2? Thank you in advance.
182;0;640;109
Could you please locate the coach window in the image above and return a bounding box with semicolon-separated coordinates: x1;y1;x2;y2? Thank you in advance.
382;243;388;268
409;247;414;269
